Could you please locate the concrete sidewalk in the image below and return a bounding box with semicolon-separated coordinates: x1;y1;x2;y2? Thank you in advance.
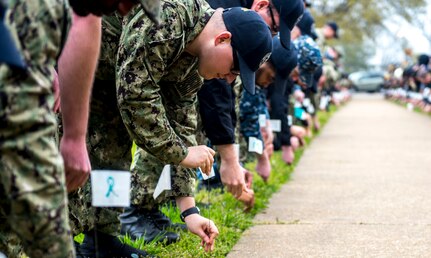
228;94;431;257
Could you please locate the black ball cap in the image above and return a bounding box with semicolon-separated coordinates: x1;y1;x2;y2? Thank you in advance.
270;36;298;79
271;0;304;49
0;3;26;69
223;7;273;95
296;10;314;37
326;21;339;38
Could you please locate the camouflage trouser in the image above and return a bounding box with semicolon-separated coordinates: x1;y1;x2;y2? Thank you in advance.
67;79;132;236
130;91;199;209
0;66;74;258
130;148;196;210
304;90;318;116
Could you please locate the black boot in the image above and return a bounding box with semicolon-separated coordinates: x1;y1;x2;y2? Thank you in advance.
75;229;151;258
120;206;180;244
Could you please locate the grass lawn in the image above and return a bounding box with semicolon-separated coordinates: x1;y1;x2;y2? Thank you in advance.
75;105;338;258
389;99;431;117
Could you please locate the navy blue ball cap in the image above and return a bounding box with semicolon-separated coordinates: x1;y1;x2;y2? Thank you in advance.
270;36;297;79
297;10;314;37
0;4;26;69
326;21;339;38
271;0;304;49
223;7;273;95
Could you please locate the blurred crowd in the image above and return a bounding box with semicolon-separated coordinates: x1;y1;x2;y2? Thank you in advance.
384;52;431;113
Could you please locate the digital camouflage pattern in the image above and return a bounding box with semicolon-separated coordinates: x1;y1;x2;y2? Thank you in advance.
67;14;132;236
116;0;213;165
96;14;123;81
69;0;214;232
322;58;340;90
293;34;322;75
0;0;74;257
294;35;322;116
129;71;203;206
67;79;131;236
130;147;197;209
240;85;269;142
116;0;213;203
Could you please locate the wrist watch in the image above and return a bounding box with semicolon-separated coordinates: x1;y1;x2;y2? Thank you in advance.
180;206;200;222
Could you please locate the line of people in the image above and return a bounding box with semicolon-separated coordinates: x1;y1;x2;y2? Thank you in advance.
384;54;431;113
0;0;348;257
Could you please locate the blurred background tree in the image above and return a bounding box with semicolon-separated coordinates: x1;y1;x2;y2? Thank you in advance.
310;0;427;72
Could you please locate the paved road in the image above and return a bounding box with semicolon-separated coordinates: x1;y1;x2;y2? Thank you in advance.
228;94;431;258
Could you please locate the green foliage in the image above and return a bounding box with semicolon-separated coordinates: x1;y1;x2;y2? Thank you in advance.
390;99;431;117
312;0;426;42
310;0;426;72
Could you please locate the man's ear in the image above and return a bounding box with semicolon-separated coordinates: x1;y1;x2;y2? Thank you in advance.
214;31;232;46
251;0;270;11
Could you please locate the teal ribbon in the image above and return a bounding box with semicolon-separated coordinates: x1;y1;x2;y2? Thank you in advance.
106;176;118;197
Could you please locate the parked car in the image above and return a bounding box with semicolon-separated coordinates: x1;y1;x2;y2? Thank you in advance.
348;71;384;92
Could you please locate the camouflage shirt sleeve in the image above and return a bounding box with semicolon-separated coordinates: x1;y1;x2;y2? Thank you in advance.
116;4;193;165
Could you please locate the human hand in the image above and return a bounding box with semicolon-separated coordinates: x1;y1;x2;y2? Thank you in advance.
60;137;91;192
265;142;274;158
238;188;255;212
262;122;274;145
180;146;215;175
243;169;253;190
184;214;219;252
219;159;245;199
282;145;295;165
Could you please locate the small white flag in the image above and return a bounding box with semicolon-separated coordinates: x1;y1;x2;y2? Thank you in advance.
248;137;263;155
319;96;328;110
407;103;414;111
91;170;131;207
308;104;315;114
287;115;293;126
303;98;311;108
199;166;215;180
153;165;172;200
258;114;267;128
269;119;281;132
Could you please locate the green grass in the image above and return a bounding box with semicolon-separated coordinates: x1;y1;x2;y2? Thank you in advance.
389;99;431;117
75;105;338;257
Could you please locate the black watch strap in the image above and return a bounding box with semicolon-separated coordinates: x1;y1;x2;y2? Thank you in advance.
180;206;200;222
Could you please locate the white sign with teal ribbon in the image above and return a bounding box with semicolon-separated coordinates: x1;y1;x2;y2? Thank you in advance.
91;170;131;207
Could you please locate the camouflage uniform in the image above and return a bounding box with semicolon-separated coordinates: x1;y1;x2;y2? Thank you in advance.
239;85;269;142
67;14;132;236
0;0;74;257
239;85;269;163
116;0;213;207
293;34;322;116
322;57;340;92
